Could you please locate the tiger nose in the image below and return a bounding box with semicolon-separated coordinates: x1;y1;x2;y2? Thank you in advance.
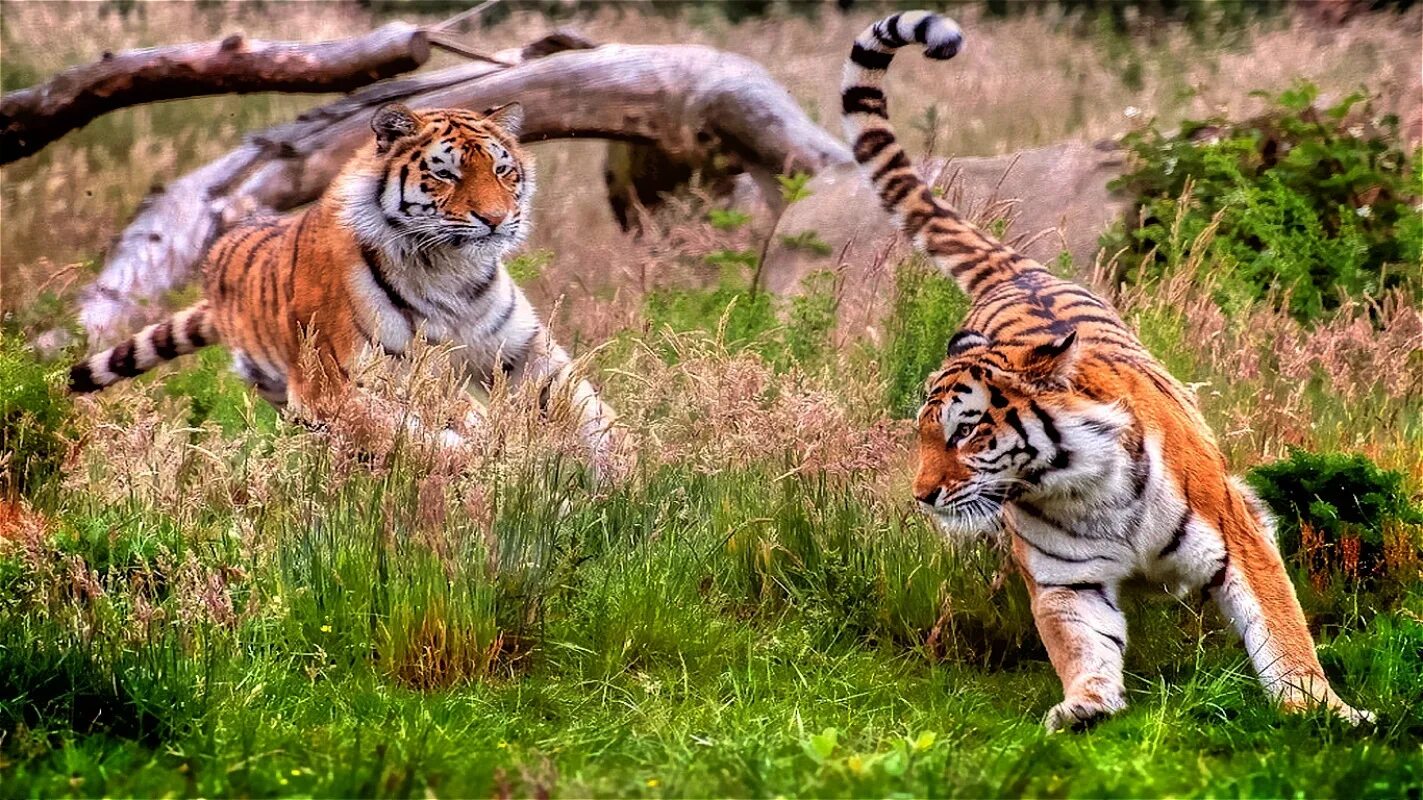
915;486;942;506
472;209;507;228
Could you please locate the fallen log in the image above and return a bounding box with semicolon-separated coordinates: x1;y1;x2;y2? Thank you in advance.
1;23;436;164
66;37;851;348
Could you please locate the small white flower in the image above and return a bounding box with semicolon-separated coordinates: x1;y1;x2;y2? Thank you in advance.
1355;205;1373;219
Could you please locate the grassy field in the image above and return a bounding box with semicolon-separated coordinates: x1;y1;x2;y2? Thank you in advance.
3;2;1422;798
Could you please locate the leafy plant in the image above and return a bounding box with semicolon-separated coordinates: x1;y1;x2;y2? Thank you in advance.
779;230;833;257
1106;82;1422;322
1248;449;1423;578
776;172;814;205
707;208;751;231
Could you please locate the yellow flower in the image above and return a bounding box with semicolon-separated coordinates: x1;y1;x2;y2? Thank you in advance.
646;778;660;788
320;625;332;633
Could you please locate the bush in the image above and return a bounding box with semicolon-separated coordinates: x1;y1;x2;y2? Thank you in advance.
1247;449;1423;578
0;335;73;500
1107;82;1422;322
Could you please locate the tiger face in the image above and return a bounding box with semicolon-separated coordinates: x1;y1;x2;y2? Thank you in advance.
912;329;1091;537
351;103;532;256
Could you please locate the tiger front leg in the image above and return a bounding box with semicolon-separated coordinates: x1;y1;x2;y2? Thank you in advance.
1022;571;1130;732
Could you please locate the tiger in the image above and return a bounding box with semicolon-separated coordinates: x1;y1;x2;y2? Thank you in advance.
842;10;1371;731
70;102;620;474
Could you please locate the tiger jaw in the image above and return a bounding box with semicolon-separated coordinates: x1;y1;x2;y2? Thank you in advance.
920;485;1007;539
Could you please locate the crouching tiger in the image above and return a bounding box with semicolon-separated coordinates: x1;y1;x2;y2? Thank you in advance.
843;11;1371;730
70;103;621;476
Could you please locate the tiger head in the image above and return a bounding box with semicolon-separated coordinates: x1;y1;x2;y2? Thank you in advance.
912;329;1128;538
341;103;533;257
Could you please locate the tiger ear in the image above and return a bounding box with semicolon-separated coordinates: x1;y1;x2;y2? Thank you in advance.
946;330;989;358
482;102;524;136
372;104;422;154
1020;330;1079;388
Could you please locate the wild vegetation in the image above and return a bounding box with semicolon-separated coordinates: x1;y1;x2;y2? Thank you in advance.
2;2;1421;797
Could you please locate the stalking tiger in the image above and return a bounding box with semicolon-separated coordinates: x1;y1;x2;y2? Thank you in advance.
70;103;620;474
842;10;1371;730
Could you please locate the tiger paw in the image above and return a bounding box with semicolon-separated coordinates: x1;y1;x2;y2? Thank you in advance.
1337;705;1377;726
1043;693;1126;733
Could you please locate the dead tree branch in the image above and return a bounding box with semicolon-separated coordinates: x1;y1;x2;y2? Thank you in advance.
67;36;850;348
1;23;438;164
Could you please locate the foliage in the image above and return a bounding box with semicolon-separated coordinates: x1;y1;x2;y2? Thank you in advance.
1106;82;1422;322
641;254;837;370
0;335;72;499
1248;449;1423;576
879;256;970;417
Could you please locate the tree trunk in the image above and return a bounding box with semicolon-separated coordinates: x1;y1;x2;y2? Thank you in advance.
1;23;435;164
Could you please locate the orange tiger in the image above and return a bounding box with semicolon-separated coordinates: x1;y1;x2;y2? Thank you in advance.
843;11;1371;730
70;103;619;472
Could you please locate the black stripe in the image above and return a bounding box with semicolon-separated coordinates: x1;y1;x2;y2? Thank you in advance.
151;321;179;360
1096;629;1127;654
1129;454;1151;499
842;86;888;118
1017;532;1117;565
360;246;416;318
853;129;896;163
68;363;99;393
537;380;553;415
1159;510;1192;557
912;14;934;43
108;340;141;378
880;172;919;206
1003;407;1030;443
1202;557;1230;601
963;262;1000;295
238;226;287;284
1047;594;1122;625
1028;402;1061;444
483;295;517;335
871;150;911;183
874;14;907;47
287;209;313;304
185;309;210;348
849;42;893;70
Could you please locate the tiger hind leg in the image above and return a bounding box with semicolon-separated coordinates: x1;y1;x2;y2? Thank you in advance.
1023;573;1130;732
1208;556;1374;725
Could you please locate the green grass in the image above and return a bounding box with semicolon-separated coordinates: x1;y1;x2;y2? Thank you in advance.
2;389;1420;797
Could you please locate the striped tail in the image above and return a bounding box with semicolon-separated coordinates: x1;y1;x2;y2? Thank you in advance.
69;302;218;393
842;11;1032;297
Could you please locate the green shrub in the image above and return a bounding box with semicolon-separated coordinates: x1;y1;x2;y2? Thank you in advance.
1107;82;1422;322
879;256;969;418
1247;449;1423;576
0;335;73;500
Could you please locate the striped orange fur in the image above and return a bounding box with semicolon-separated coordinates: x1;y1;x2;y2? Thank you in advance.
71;103;620;473
844;11;1370;730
